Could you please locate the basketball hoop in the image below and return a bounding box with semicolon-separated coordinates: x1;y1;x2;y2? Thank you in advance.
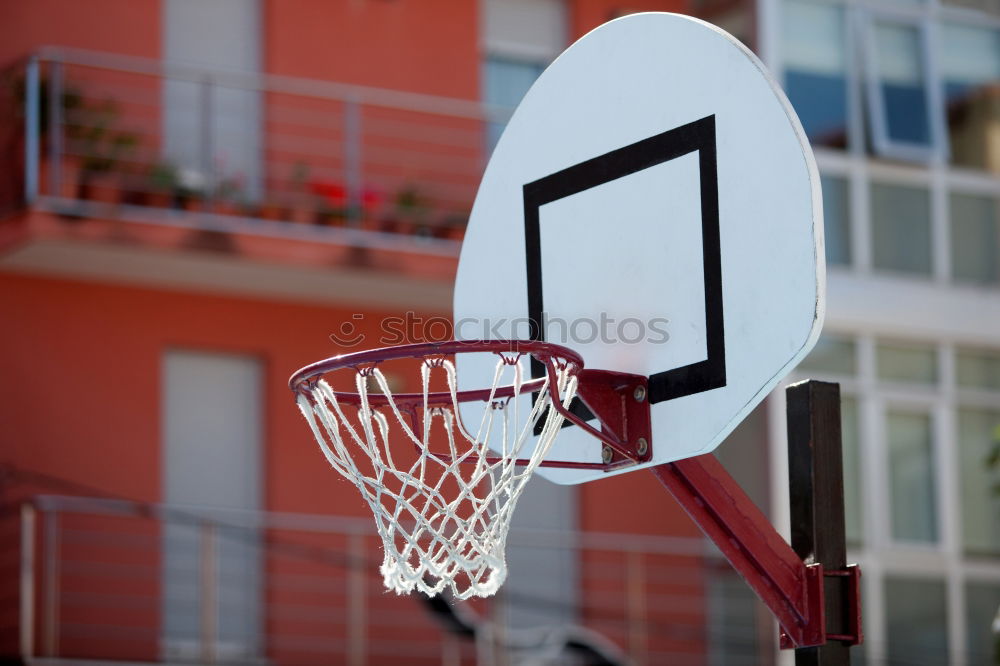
290;340;651;598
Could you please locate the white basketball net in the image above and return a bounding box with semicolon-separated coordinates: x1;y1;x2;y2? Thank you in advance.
295;354;578;599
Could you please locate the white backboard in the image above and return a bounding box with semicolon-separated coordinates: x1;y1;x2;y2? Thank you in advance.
453;12;825;484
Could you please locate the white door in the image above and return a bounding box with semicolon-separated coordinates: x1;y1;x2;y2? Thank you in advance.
161;350;263;660
163;0;262;199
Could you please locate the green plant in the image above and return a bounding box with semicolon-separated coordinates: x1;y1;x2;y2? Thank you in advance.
316;203;348;223
394;185;428;218
148;161;179;192
215;172;245;202
76;99;138;178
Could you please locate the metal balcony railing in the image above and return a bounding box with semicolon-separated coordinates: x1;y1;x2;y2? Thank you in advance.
5;494;777;665
4;47;511;257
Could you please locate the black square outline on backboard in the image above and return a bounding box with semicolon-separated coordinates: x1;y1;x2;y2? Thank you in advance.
523;114;726;405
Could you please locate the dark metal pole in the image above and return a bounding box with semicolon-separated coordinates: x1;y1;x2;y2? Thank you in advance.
786;380;853;666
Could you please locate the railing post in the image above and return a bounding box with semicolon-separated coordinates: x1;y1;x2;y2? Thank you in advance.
24;55;40;204
200;522;217;664
200;75;214;211
343;95;362;224
626;550;648;664
488;590;507;666
20;503;36;659
48;59;64;198
347;533;367;666
441;635;461;666
42;510;60;657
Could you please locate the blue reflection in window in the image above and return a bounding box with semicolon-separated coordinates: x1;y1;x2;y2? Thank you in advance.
782;1;849;148
786;71;849;147
882;82;931;145
821;175;851;266
873;21;932;150
482;57;545;151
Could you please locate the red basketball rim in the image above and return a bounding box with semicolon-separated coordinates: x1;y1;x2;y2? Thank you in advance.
288;339;584;408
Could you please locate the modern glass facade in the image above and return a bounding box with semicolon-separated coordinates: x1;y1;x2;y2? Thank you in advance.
773;0;1000;662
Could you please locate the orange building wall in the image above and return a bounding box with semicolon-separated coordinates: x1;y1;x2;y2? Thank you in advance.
569;0;690;40
0;0;160;66
0;0;718;660
0;272;451;661
264;0;480;99
0;272;432;512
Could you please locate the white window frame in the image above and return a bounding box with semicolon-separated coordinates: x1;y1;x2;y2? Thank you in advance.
947;186;1000;286
762;1;1000;662
867;169;939;279
774;331;1000;665
860;9;948;163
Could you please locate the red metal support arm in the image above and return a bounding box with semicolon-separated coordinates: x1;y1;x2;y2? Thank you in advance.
652;380;863;656
652;455;827;648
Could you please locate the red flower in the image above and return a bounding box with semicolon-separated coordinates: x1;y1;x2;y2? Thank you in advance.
310;181;346;206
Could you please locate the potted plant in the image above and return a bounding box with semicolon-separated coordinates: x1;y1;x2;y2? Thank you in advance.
314;203;348;227
439;213;468;241
213;172;245;216
144;161;178;209
385;185;429;235
174;167;207;211
76;100;139;206
310;180;347;225
258;197;290;221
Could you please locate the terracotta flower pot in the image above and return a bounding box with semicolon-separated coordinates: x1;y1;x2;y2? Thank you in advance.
144;191;173;209
181;196;204;213
259;202;288;221
291;205;314;224
82;172;122;205
213;200;242;216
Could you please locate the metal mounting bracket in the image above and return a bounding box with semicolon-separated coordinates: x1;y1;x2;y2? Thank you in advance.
546;368;653;470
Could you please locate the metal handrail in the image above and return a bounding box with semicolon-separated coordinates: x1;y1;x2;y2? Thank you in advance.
12;46;507;257
11;493;764;664
30;493;708;553
32;45;513;123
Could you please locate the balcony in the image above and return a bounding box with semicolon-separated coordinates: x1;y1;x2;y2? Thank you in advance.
1;48;502;303
3;493;775;665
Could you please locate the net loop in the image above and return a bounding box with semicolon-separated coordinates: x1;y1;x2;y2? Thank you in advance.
295;349;579;599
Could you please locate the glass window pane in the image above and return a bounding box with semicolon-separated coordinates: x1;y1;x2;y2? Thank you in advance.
798;334;857;375
873;21;932;146
822;175;851;265
885;577;949;665
782;1;849;148
871;183;932;275
958;408;1000;555
941;23;1000;171
965;581;1000;666
950;193;1000;284
887;410;938;543
957;348;1000;391
877;341;937;384
482;57;545;150
842;397;863;545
